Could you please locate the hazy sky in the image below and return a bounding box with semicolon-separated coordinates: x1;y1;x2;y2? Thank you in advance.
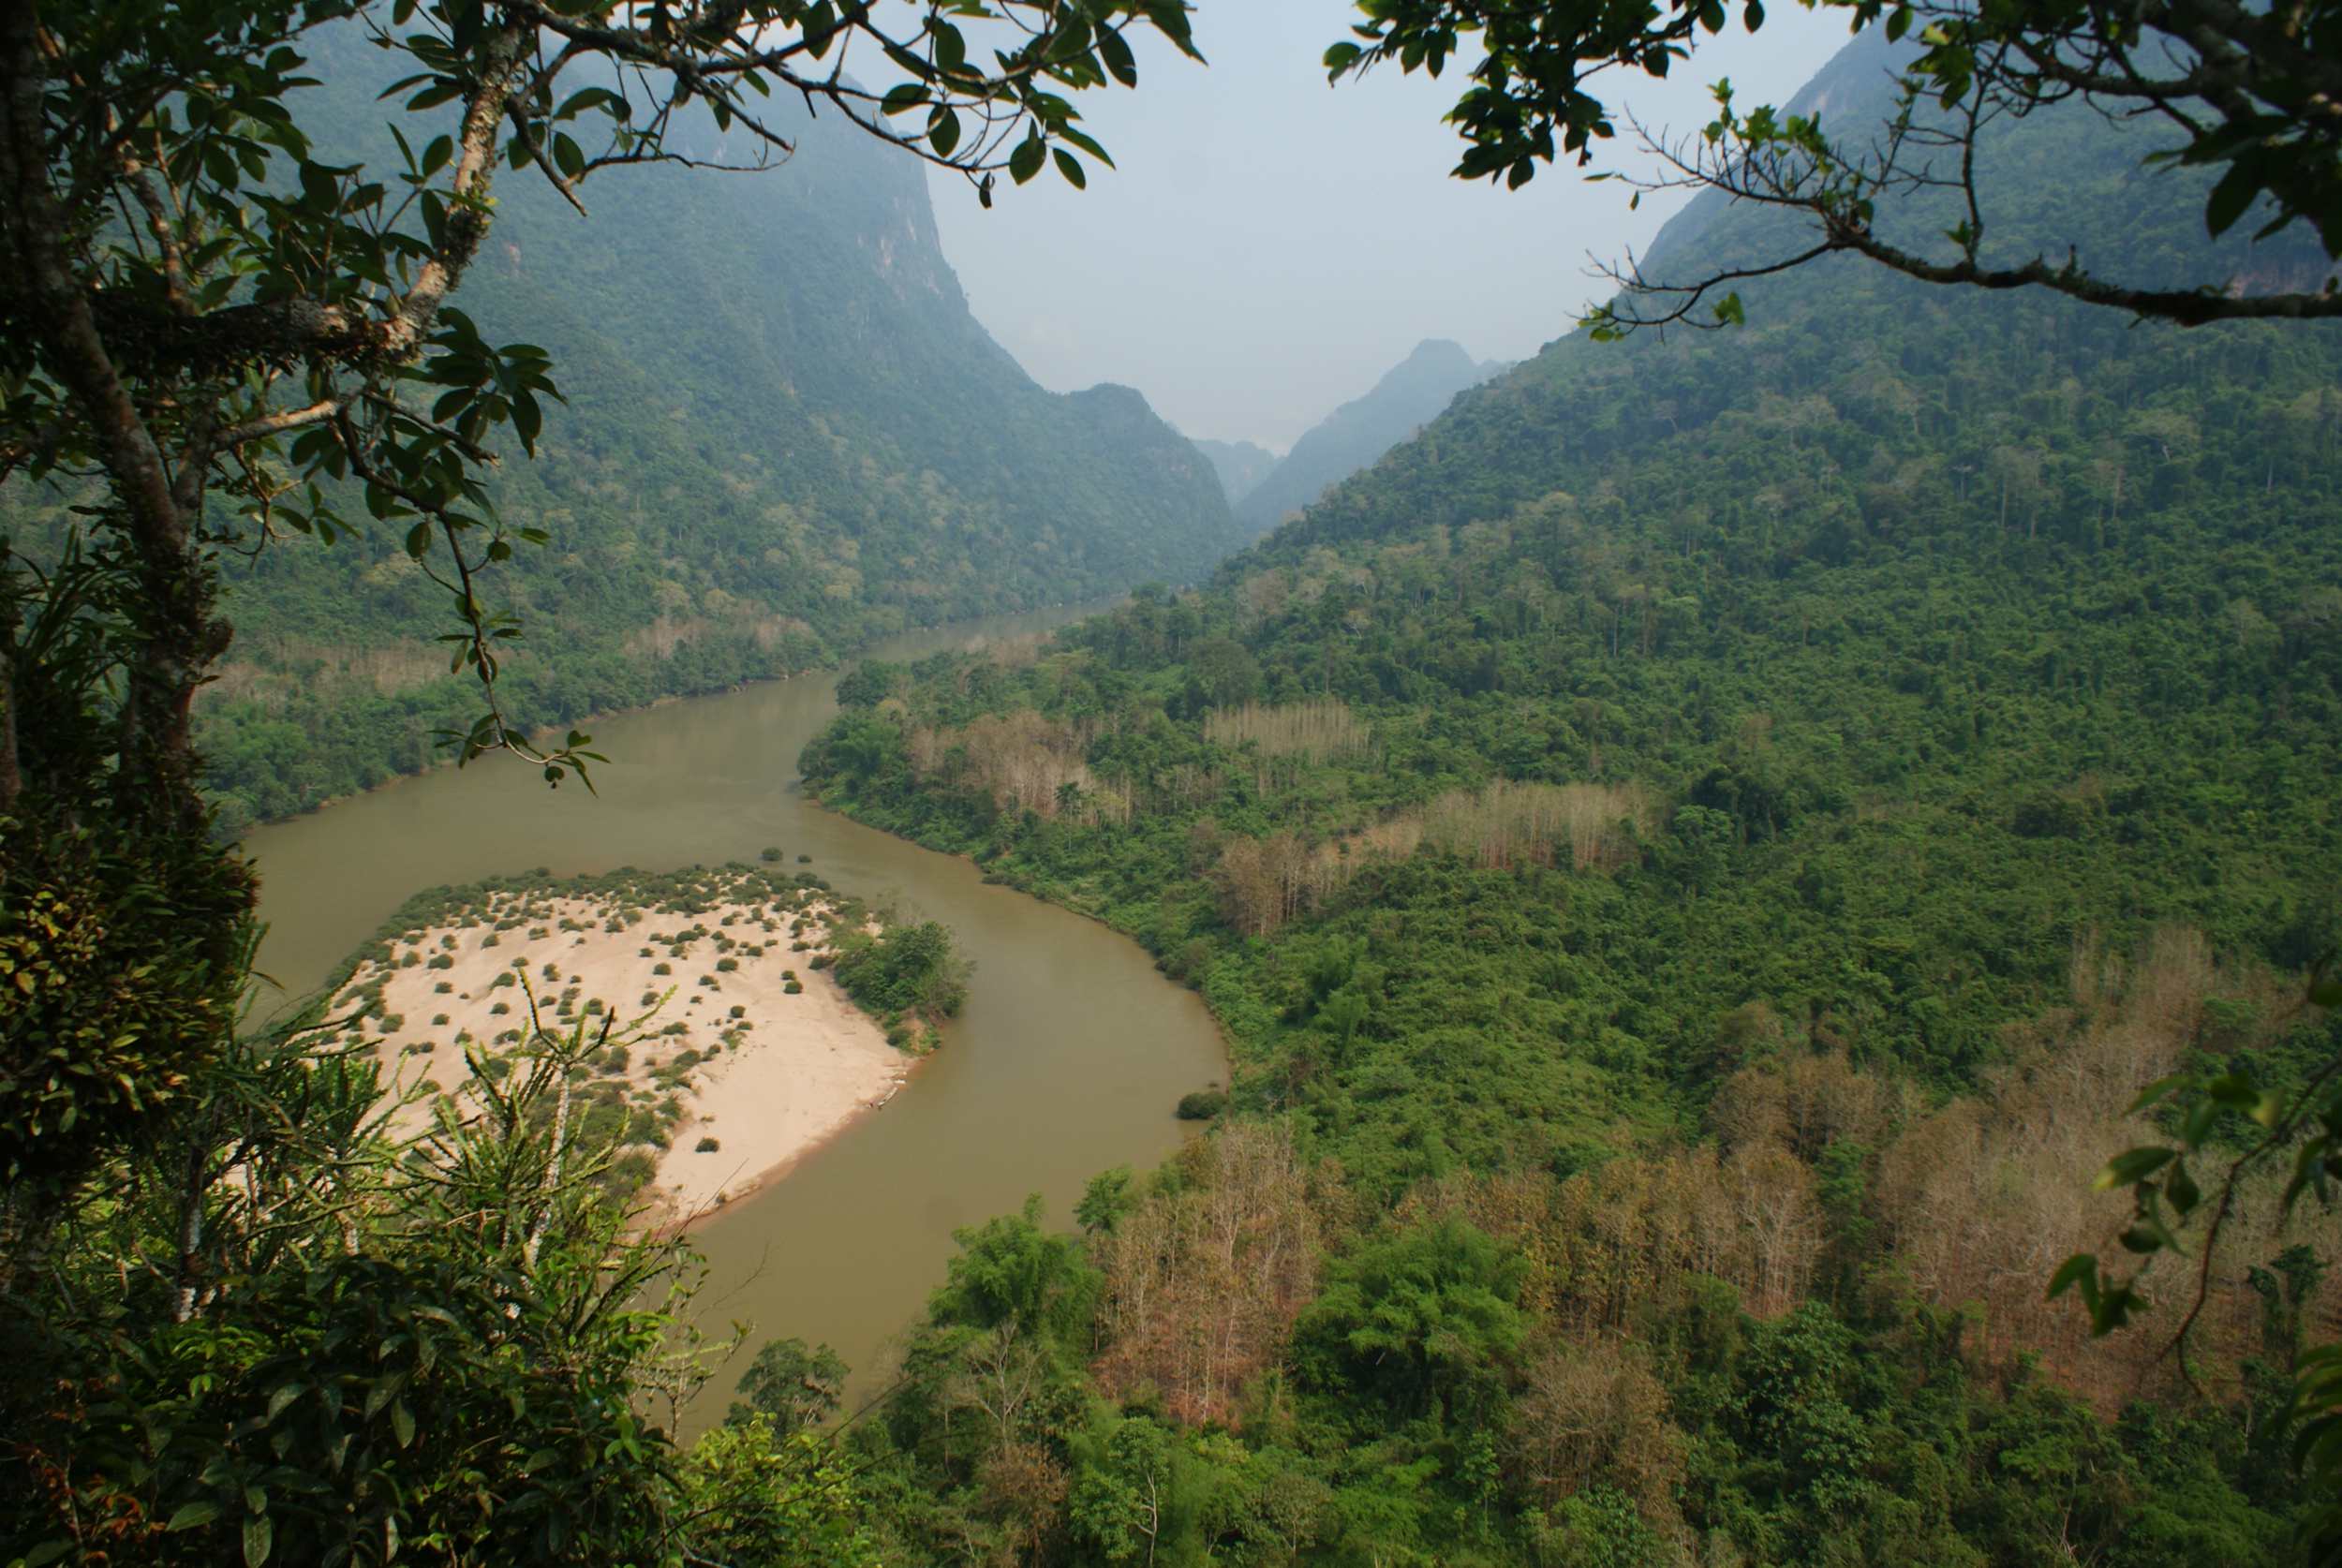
923;3;1850;451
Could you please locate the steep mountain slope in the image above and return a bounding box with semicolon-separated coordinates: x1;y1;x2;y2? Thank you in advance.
1235;336;1503;529
794;27;2342;1565
1192;436;1280;506
171;36;1239;829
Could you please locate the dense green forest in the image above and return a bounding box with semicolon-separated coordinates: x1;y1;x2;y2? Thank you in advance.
3;23;1239;836
789;28;2342;1564
1236;339;1505;532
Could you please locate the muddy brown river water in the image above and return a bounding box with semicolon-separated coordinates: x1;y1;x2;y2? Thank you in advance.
244;604;1225;1435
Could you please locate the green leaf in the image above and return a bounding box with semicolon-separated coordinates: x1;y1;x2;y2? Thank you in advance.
243;1514;274;1568
927;104;961;160
2125;1072;2191;1115
1099;28;1138;88
2166;1159;2201;1216
405;521;433;559
2093;1146;2174;1191
167;1501;222;1532
2046;1253;2097;1301
2203;158;2262;238
1009;135;1045;185
391;1398;416;1448
1052;148;1086;189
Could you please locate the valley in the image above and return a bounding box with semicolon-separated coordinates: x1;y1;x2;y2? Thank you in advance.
8;6;2342;1566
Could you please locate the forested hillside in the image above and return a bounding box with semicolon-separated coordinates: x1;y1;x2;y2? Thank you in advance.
28;28;1239;833
1236;337;1504;531
794;28;2342;1564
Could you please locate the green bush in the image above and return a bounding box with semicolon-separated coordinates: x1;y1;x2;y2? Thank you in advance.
1175;1088;1227;1121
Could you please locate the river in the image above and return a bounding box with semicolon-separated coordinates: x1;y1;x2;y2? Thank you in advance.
243;603;1226;1436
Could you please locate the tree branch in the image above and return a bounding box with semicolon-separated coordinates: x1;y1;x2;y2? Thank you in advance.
211;398;342;453
1823;215;2342;325
0;0;214;822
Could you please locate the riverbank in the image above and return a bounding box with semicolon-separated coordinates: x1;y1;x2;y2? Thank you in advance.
319;865;912;1227
240;599;1227;1439
212;598;1124;839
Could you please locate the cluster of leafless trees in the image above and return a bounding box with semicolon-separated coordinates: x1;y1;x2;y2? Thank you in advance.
1399;924;2335;1413
1090;1124;1329;1427
1204;698;1371;794
905;710;1132;825
1212;780;1657;937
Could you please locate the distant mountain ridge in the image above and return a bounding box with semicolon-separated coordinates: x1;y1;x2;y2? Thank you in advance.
168;32;1243;828
1234;338;1505;529
1191;437;1280;506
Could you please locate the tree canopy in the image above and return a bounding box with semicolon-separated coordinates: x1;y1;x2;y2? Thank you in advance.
1327;0;2342;327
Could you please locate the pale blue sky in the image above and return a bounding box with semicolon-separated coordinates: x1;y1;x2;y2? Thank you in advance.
925;2;1851;449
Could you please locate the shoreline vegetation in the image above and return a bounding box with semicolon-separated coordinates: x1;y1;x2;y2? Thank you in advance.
204;599;1125;839
309;862;970;1227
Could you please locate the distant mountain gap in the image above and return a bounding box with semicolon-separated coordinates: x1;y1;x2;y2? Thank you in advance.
1235;338;1506;531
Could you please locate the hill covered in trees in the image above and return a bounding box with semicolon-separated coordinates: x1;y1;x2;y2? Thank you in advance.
101;29;1241;831
1235;337;1505;532
793;27;2342;1564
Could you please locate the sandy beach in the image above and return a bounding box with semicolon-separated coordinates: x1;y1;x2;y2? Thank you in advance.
323;868;910;1226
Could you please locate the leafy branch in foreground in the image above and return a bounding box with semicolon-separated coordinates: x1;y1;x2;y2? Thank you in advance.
1326;0;2342;329
1;0;1193;1215
1;0;1196;820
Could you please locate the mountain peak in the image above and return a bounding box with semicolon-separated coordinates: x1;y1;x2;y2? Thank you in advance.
1235;339;1503;529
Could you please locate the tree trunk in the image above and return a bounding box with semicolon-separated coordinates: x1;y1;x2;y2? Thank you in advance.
0;2;218;835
